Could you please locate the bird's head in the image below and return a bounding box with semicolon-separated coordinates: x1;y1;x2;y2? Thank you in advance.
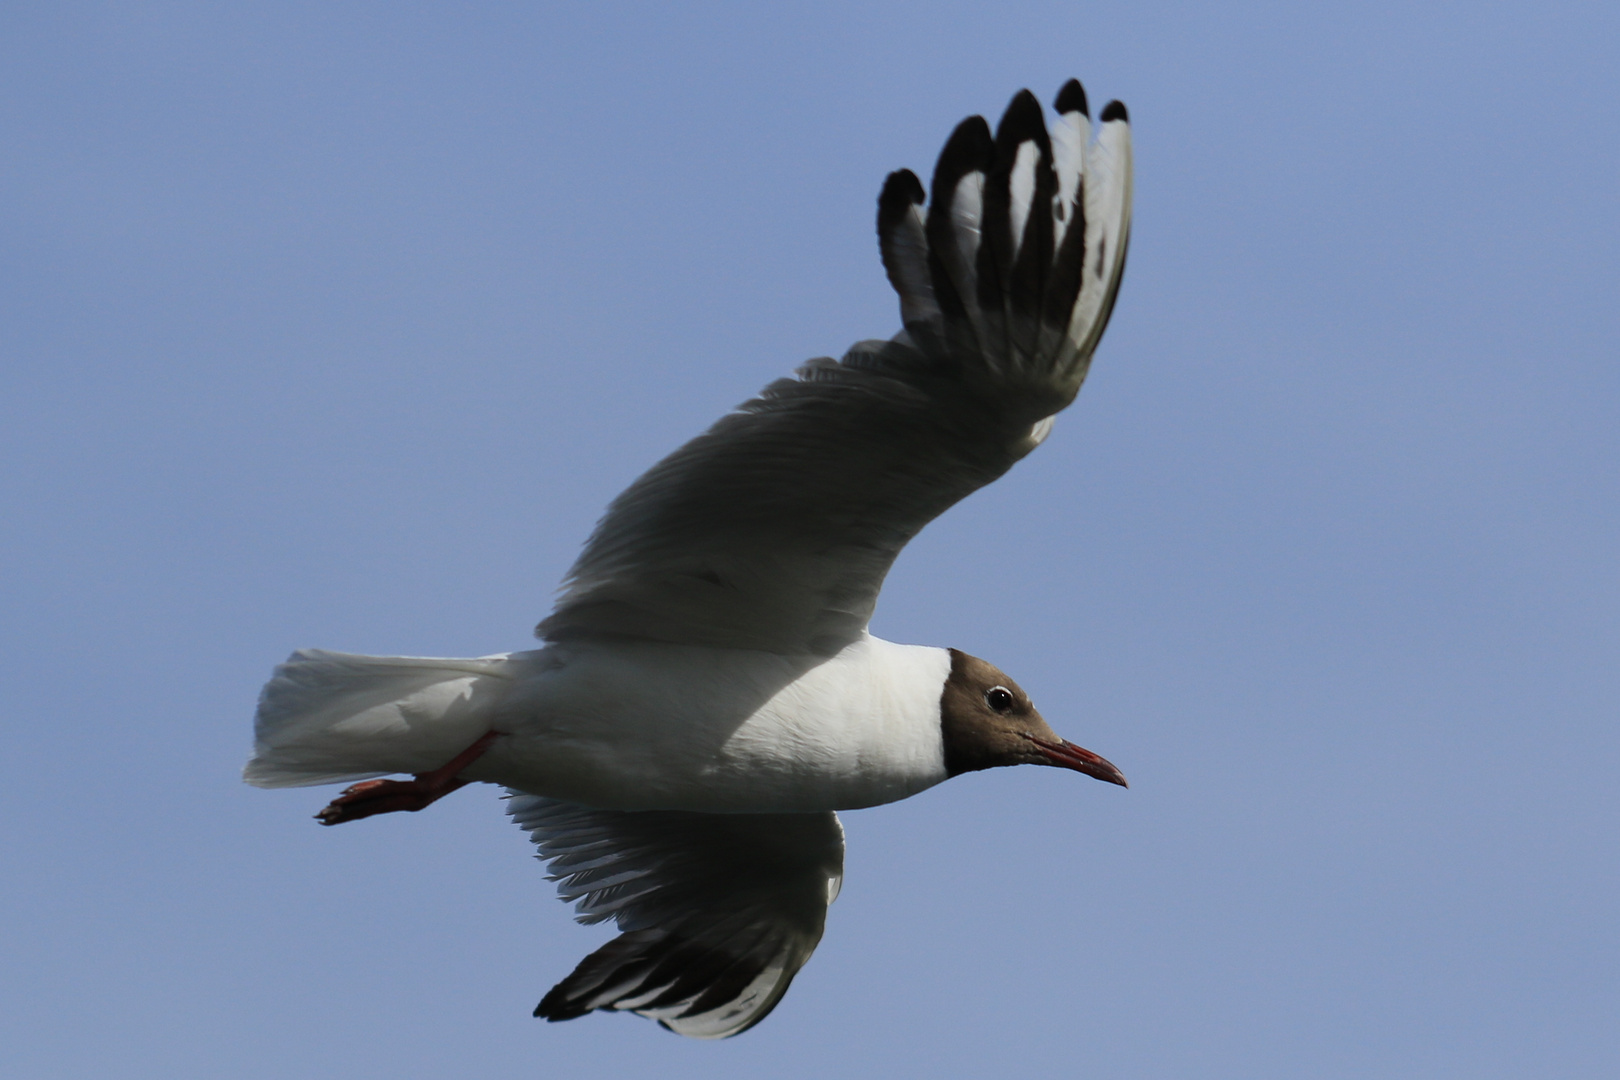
939;649;1127;787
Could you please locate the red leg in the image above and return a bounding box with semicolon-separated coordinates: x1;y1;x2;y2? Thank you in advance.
315;730;501;826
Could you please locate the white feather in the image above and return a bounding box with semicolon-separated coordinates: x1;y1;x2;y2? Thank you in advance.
244;650;517;787
887;200;939;328
950;169;985;306
1049;109;1090;253
1067;114;1132;364
1007;139;1041;259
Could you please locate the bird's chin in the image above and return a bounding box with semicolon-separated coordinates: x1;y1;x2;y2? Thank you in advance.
1025;735;1128;788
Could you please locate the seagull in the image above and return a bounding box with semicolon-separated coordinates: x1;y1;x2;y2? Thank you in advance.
247;78;1133;1039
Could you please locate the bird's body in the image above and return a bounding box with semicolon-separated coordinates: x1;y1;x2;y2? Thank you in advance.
252;636;952;812
248;78;1134;1038
480;636;953;812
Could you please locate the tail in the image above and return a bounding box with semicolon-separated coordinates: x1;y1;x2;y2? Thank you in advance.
244;649;519;788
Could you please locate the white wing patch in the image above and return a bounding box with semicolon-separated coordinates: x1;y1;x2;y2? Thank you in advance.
1008;138;1041;259
1069;107;1132;365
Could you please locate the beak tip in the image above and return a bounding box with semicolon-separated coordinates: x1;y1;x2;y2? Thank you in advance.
1030;735;1129;789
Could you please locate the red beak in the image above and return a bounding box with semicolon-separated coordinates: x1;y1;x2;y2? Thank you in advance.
1027;736;1128;788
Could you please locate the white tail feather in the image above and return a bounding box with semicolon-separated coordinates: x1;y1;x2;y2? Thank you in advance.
244;649;517;788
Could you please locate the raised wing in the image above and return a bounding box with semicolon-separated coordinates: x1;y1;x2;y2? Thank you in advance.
509;794;844;1039
539;80;1131;655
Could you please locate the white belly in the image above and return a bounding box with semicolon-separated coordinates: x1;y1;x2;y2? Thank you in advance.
463;635;951;812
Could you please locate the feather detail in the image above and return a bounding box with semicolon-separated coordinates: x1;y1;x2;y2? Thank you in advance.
992;90;1057;372
539;80;1130;655
877;169;939;332
511;795;844;1039
888;79;1132;414
926;115;994;358
1064;99;1132;380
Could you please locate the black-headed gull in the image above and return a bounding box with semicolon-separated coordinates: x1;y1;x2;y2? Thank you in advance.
248;78;1132;1039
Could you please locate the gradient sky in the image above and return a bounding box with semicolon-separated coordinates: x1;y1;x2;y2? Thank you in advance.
3;3;1617;1077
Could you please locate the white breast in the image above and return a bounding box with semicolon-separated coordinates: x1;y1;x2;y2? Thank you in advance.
470;636;952;812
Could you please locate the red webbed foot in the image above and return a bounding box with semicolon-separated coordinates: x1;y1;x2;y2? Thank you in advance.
315;730;501;826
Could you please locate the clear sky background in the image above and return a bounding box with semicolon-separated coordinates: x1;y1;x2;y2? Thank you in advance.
3;2;1616;1077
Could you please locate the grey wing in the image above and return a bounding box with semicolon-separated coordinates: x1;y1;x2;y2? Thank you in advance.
540;81;1131;655
509;794;845;1039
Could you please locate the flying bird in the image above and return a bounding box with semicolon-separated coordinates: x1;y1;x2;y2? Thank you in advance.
247;78;1133;1039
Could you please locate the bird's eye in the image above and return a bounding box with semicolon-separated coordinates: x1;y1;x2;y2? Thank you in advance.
985;686;1015;713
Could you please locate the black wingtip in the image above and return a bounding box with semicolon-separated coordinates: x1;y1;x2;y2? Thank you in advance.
929;114;994;201
996;88;1046;146
877;168;925;234
1099;99;1128;123
535;986;588;1022
1054;78;1089;118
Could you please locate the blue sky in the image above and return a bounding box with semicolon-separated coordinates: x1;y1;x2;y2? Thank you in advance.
3;2;1617;1076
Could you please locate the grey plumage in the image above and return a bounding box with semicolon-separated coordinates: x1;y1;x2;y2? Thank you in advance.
538;84;1131;659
